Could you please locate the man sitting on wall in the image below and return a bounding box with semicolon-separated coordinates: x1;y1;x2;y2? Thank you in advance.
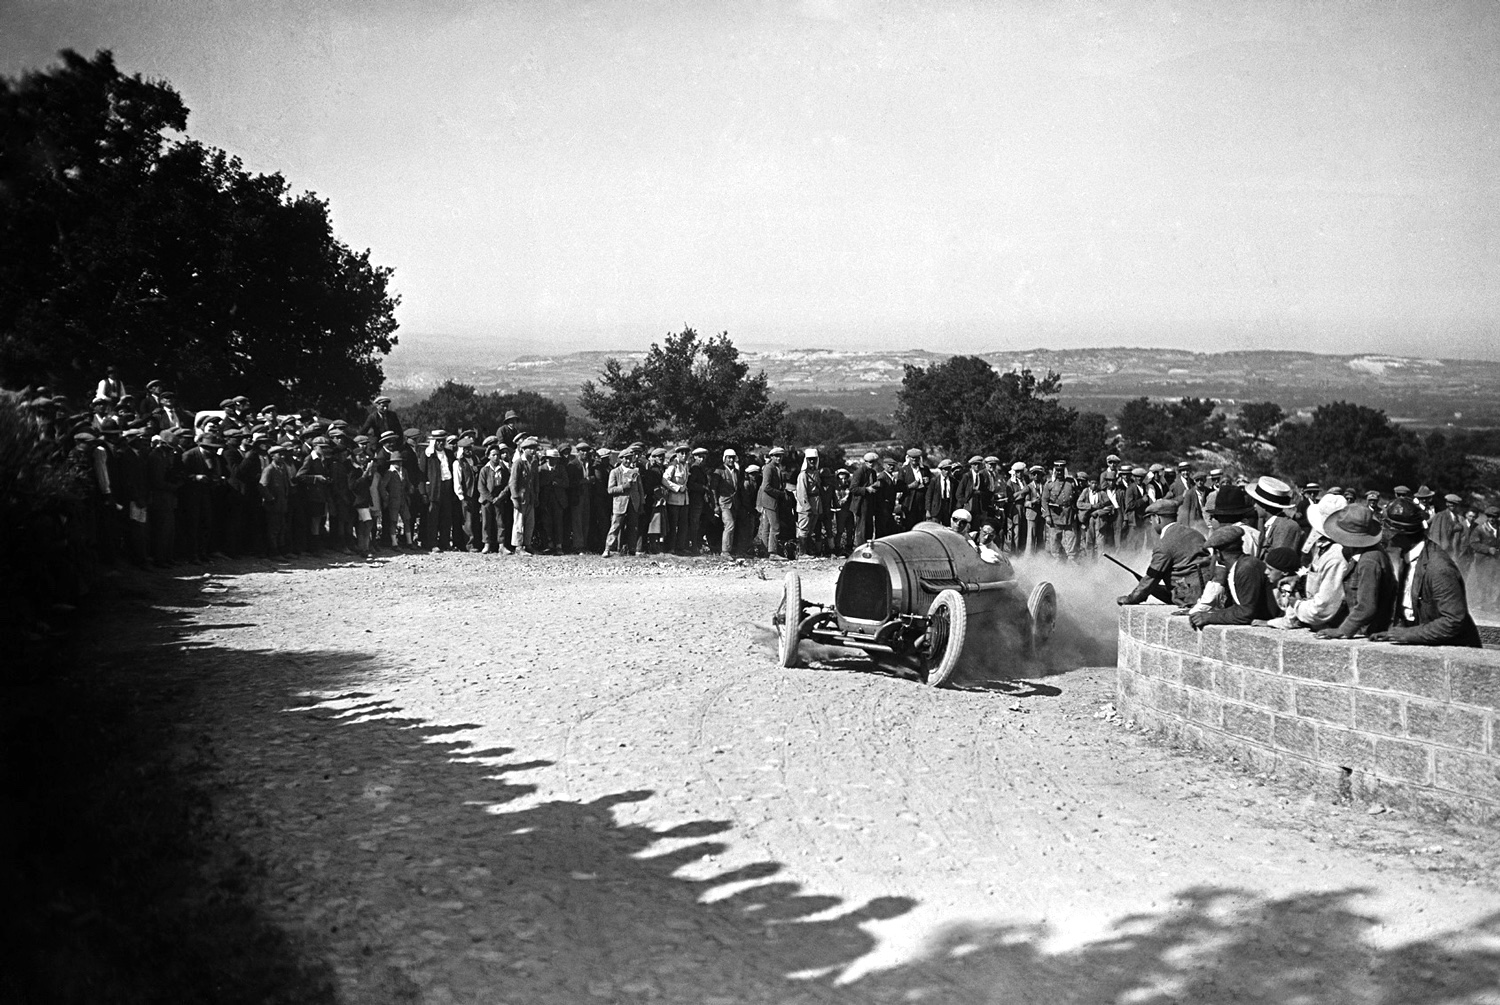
1189;525;1276;628
1369;498;1482;647
1117;498;1211;608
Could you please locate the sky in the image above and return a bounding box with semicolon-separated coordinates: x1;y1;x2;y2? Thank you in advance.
6;0;1500;359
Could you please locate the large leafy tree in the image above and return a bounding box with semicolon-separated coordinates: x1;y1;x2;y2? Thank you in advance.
894;356;1095;463
0;50;399;415
1275;401;1417;490
579;327;785;447
402;382;568;440
1116;396;1226;460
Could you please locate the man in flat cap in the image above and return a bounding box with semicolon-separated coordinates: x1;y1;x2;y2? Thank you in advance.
956;455;989;531
685;447;711;554
1167;461;1206;534
260;446;294;557
896;448;930;533
848;451;881;547
1426;493;1465;559
758;447;789;558
709;448;745;557
361;395;403;441
1187;525;1276;628
1043;459;1076;560
510;436;540;554
604;445;644;556
1118;498;1212;608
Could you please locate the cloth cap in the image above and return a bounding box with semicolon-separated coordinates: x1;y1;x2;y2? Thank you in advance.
1149;463;1165;473
576;441;592;451
767;446;784;456
951;508;972;522
1486;505;1500;518
967;455;984;465
804;447;819;458
1011;461;1026;472
1146;498;1179;517
520;436;539;448
1106;454;1120;463
482;435;498;447
1132;466;1149;476
1206;525;1245;550
691;447;708;455
1264;547;1301;574
1028;464;1044;473
1444;493;1463;504
374;395;391;404
1323;502;1383;547
544;447;560;458
723;448;737;456
905;448;922;458
1393;485;1412;496
746;464;761;473
863;451;880;462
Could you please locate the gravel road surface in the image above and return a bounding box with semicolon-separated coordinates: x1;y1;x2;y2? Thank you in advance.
95;552;1500;1004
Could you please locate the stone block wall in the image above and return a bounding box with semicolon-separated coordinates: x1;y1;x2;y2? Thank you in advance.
1117;605;1500;823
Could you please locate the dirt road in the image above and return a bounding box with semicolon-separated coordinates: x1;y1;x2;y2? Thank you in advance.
96;552;1500;1004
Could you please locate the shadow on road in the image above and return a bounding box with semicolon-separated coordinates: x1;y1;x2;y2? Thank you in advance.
5;566;1498;1003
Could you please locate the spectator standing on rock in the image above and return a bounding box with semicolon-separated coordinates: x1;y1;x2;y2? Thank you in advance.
494;410;522;454
758;447;788;559
1117;498;1211;607
1189;525;1276;628
95;365;126;403
1368;498;1482;647
360;395;402;441
1315;502;1396;640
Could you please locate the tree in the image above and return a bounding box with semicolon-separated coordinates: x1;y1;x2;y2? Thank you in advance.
0;50;399;415
1069;412;1110;472
403;382;568;441
782;408;892;446
1235;402;1285;444
1274;401;1418;491
895;357;1088;462
1116;396;1226;460
579;328;786;448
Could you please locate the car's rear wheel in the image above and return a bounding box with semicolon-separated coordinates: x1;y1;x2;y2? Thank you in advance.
1028;581;1057;653
775;571;803;668
920;589;966;687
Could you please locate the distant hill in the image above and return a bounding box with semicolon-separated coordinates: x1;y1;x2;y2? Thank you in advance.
381;345;1500;428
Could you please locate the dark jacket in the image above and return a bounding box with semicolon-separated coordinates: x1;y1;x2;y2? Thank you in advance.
1387;544;1482;646
1327;547;1395;638
1196;554;1276;626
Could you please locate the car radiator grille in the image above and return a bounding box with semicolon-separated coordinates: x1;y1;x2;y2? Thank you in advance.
837;563;889;623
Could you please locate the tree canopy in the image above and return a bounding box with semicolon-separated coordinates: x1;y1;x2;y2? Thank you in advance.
782;408;891;446
0;50;399;415
578;328;785;448
1274;401;1475;492
894;356;1102;464
1116;396;1226;460
401;382;568;441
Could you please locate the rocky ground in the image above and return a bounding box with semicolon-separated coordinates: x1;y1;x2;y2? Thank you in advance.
46;551;1500;1003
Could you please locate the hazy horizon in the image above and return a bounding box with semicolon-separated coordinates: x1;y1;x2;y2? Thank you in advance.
8;1;1499;361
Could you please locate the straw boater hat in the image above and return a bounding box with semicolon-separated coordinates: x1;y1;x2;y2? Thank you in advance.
1246;476;1294;511
1323;502;1383;548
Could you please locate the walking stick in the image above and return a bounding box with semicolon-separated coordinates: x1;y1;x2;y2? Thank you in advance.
1104;553;1143;581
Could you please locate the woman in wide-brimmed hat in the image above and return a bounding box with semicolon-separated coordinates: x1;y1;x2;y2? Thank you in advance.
1267;492;1350;630
1314;502;1396;640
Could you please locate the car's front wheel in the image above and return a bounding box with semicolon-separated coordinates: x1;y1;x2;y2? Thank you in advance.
775;570;803;668
920;589;966;687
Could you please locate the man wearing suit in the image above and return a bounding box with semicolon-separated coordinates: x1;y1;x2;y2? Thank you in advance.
509;436;540;554
604;446;645;556
955;456;989;528
874;456;900;538
1025;464;1047;554
1371;499;1482;647
757;447;788;558
180;431;224;563
925;458;957;526
849;451;880;546
1169;461;1206;534
1004;462;1029;553
422;431;458;552
897;449;930;532
710;448;745;556
360;395;403;441
1042;459;1077;560
1426;494;1466;558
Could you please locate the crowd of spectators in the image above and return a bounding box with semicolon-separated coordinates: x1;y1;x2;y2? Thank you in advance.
9;367;1498;640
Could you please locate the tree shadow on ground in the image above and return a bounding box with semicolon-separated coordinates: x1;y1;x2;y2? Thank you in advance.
6;569;1499;1004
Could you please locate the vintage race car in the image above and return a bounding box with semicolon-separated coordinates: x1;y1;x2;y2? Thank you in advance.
772;522;1057;686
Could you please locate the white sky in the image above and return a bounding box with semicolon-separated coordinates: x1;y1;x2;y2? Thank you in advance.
7;0;1500;359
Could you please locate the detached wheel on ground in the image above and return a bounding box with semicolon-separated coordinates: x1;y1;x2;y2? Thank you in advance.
1028;581;1057;653
775;570;803;668
920;589;967;687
